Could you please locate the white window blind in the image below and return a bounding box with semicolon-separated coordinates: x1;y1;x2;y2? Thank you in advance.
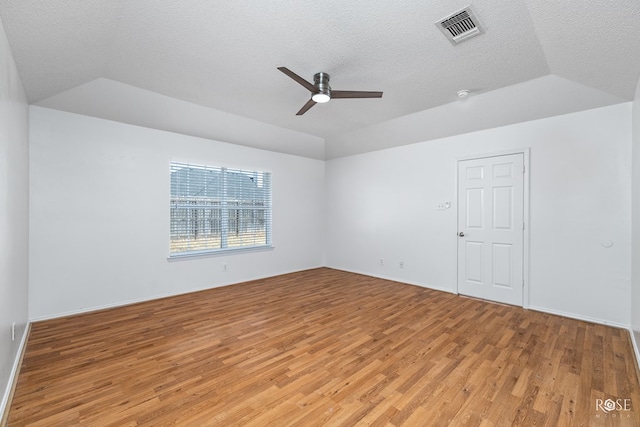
170;161;272;256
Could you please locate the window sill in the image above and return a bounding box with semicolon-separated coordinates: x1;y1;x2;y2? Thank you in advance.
167;245;274;261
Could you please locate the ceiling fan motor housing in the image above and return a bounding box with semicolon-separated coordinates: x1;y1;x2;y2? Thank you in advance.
314;72;331;97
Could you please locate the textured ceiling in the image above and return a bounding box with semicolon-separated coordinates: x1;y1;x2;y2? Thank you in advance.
1;0;639;159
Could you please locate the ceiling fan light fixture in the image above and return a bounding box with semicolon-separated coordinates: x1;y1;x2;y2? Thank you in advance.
312;92;331;103
278;67;383;115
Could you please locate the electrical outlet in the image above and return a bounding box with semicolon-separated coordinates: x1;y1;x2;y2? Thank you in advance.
399;261;404;269
379;258;384;266
12;322;15;341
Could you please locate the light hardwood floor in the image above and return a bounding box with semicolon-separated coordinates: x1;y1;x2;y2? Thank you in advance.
6;268;640;426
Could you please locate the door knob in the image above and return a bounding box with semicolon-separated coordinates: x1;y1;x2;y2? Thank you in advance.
458;232;465;237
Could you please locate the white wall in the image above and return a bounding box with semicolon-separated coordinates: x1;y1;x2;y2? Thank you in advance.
0;15;29;417
326;104;632;326
29;106;325;320
632;76;640;344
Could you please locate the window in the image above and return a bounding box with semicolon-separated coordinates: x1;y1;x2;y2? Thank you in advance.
170;161;272;257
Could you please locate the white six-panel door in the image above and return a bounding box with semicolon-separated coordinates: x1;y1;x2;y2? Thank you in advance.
457;153;524;306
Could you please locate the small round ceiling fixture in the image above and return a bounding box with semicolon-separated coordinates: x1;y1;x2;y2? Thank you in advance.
312;92;331;103
457;89;470;98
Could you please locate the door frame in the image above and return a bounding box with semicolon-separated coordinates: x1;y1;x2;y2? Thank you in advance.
455;148;531;308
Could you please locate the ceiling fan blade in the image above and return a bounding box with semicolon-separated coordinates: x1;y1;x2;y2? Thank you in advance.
278;67;316;92
296;99;317;115
331;90;383;99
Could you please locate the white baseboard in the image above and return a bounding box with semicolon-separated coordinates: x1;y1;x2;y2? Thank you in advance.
629;328;640;385
527;305;630;329
29;266;326;322
326;269;631;329
326;266;458;295
1;322;30;424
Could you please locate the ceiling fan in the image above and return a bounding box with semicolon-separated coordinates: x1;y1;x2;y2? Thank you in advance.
277;67;383;115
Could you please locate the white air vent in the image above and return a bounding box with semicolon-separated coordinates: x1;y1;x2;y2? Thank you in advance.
436;7;483;45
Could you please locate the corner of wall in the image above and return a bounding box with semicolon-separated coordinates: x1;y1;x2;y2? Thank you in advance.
630;74;640;375
0;324;30;423
0;12;30;421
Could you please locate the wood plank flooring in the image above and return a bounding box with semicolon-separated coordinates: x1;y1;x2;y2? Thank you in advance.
6;268;640;426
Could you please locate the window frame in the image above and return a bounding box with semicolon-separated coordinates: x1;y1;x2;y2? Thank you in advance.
168;161;273;259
